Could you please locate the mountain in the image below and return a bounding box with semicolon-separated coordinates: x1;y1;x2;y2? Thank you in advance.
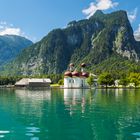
1;10;140;76
0;35;33;66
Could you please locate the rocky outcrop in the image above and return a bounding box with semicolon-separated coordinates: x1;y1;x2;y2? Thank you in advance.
1;10;140;76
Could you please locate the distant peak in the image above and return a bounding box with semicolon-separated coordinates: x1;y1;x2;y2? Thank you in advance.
94;10;104;15
90;10;104;19
89;10;127;19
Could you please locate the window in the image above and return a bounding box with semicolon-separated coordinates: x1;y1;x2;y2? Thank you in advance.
72;79;74;83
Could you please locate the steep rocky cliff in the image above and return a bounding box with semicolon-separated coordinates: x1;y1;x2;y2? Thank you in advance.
1;10;140;75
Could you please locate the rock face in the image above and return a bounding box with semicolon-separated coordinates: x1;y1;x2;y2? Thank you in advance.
0;35;33;66
1;10;140;75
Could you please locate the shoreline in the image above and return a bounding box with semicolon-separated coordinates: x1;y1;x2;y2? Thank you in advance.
0;85;140;90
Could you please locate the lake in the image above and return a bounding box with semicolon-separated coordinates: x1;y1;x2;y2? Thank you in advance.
0;88;140;140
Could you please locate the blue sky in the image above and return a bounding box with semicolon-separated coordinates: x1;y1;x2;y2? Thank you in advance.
0;0;139;42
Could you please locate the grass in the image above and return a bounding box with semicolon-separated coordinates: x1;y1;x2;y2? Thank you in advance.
50;84;60;88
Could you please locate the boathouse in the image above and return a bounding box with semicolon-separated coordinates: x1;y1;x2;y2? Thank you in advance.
15;78;51;88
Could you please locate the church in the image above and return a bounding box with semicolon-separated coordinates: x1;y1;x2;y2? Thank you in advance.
64;63;89;88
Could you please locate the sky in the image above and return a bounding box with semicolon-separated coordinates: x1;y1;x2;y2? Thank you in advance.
0;0;140;42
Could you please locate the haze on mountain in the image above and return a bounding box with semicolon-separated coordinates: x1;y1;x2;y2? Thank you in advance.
1;10;140;76
0;35;33;66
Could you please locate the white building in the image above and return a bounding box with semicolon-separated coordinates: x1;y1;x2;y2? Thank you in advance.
64;63;89;88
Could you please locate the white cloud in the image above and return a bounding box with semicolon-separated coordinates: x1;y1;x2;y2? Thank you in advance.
0;27;22;36
0;21;36;42
0;21;38;42
0;21;24;36
82;0;119;18
134;24;140;41
128;8;138;23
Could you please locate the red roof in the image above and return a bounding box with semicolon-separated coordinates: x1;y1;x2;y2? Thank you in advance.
72;71;80;77
64;71;72;77
81;72;89;78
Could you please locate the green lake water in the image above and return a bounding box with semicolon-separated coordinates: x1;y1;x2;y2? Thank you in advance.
0;88;140;140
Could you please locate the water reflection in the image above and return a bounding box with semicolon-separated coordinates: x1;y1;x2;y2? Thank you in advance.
0;89;139;139
64;89;90;104
15;89;51;101
64;89;95;115
63;89;140;140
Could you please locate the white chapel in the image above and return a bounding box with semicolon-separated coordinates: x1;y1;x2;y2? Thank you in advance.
64;63;89;88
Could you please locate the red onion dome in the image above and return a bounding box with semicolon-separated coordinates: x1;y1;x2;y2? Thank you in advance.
81;63;86;67
81;72;89;78
64;71;72;77
69;63;74;67
72;71;80;77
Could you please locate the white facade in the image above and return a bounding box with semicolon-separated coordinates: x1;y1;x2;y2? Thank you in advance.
64;77;72;88
64;77;89;88
64;63;90;88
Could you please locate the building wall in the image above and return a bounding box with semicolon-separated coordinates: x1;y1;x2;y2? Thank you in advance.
15;78;51;88
64;77;72;88
64;77;89;88
28;82;50;87
72;77;82;88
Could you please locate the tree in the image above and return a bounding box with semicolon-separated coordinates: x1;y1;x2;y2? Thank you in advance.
119;77;129;87
129;73;140;87
87;76;94;88
98;72;114;88
58;79;64;85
